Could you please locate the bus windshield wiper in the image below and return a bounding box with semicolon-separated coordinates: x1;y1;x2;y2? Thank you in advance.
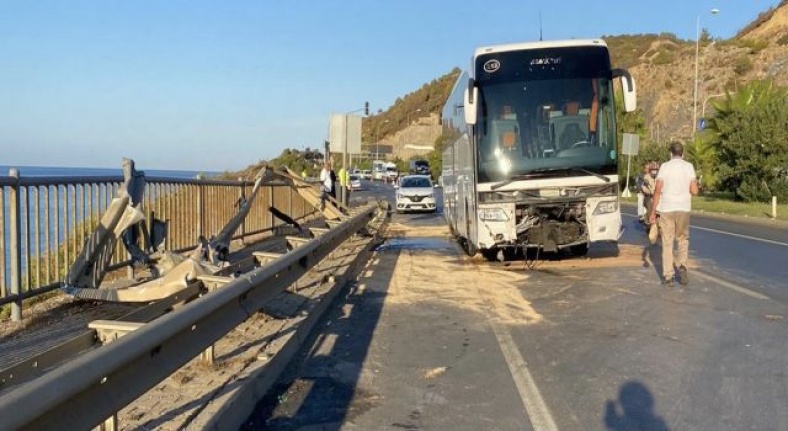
490;167;609;190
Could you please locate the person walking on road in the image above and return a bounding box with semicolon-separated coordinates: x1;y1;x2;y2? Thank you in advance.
649;142;699;287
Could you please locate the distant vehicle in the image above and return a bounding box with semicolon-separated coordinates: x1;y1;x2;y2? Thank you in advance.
441;38;637;259
395;175;436;213
361;170;372;180
349;174;362;190
372;160;386;181
385;166;399;181
409;159;431;176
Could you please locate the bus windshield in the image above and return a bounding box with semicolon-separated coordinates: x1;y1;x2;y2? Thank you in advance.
474;46;618;183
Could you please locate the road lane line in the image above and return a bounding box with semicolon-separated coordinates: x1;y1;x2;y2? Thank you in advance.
690;225;788;247
489;321;559;431
693;270;771;300
622;213;787;247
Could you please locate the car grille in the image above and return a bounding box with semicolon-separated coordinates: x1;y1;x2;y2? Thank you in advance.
407;195;427;202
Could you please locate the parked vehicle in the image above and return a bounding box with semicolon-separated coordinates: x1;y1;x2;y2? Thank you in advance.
361;170;372;180
395;175;436;213
441;38;637;259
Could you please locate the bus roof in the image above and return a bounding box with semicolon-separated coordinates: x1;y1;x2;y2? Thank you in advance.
473;39;608;59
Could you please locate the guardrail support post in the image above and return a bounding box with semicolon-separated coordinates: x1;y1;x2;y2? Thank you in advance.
8;169;23;321
201;345;215;365
97;414;118;431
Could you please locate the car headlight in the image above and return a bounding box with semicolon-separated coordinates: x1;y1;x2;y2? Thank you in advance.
593;200;618;215
478;208;508;221
397;193;405;200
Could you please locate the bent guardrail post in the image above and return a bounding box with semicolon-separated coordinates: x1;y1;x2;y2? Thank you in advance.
0;202;379;430
8;169;22;321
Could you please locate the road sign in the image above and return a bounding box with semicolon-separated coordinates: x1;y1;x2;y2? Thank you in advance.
328;114;362;154
622;133;640;156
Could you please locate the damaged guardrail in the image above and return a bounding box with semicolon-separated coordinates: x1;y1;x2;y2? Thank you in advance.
0;202;381;430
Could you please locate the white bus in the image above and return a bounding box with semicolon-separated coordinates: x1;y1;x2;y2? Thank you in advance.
441;39;637;259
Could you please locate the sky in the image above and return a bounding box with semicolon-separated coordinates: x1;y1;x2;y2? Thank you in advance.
0;0;780;172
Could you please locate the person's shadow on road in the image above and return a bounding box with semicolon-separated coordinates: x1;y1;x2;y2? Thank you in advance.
604;381;670;431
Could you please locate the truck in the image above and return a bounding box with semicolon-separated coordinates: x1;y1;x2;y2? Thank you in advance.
372;160;386;181
409;159;431;176
440;39;637;260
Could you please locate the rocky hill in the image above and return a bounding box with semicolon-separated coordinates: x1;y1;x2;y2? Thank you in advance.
616;0;788;140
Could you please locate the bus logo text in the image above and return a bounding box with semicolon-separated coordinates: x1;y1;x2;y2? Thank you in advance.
483;59;501;73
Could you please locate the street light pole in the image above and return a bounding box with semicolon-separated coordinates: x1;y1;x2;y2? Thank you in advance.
692;8;720;135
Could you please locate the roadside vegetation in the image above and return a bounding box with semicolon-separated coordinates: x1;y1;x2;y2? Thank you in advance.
617;78;787;219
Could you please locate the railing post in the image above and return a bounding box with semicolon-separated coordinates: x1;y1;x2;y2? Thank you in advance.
238;177;246;245
197;183;204;239
8;169;23;321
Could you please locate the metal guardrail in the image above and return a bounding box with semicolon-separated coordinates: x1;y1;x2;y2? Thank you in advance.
0;169;315;319
0;202;380;430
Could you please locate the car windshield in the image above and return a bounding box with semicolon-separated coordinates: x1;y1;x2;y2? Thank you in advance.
401;177;431;188
350;175;359;181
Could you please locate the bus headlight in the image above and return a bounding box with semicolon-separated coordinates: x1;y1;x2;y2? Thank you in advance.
593;200;618;215
478;208;508;221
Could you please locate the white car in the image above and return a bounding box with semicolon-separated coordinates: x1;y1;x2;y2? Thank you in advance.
349;174;362;191
395;175;437;213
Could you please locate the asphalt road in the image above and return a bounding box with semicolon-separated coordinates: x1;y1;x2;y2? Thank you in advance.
246;180;788;430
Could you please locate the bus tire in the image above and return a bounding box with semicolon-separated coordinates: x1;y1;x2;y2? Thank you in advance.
569;243;589;257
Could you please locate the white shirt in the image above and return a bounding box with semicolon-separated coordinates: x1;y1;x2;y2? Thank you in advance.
656;158;696;213
319;168;333;191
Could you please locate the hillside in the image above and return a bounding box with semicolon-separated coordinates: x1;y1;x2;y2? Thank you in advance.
360;68;459;160
604;1;788;140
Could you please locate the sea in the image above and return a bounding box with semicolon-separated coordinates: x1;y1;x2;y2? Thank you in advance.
1;165;221;290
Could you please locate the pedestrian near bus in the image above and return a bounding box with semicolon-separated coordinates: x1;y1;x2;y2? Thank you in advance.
649;142;700;287
318;162;334;210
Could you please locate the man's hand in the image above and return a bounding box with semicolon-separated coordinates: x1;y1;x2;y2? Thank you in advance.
649;211;657;225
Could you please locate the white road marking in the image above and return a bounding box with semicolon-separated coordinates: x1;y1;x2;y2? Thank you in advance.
622;213;787;247
691;225;788;247
489;321;559;431
693;271;771;301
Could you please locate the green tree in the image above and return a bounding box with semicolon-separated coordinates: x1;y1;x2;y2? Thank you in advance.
705;80;788;201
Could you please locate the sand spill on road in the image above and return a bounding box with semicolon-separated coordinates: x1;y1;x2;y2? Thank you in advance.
377;225;543;326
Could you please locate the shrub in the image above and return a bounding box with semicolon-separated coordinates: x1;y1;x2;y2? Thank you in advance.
736;38;769;54
652;50;676;65
664;79;673;90
778;34;788;46
733;56;753;76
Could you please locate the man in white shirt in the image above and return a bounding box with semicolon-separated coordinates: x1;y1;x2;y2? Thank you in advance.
649;142;699;287
319;162;333;210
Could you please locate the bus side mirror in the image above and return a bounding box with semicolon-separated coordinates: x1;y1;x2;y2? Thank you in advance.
464;78;479;125
613;69;637;113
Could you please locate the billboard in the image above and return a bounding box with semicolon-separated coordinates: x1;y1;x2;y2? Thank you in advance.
328;114;362;154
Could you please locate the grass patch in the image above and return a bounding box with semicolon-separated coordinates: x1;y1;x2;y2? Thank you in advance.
621;195;788;221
